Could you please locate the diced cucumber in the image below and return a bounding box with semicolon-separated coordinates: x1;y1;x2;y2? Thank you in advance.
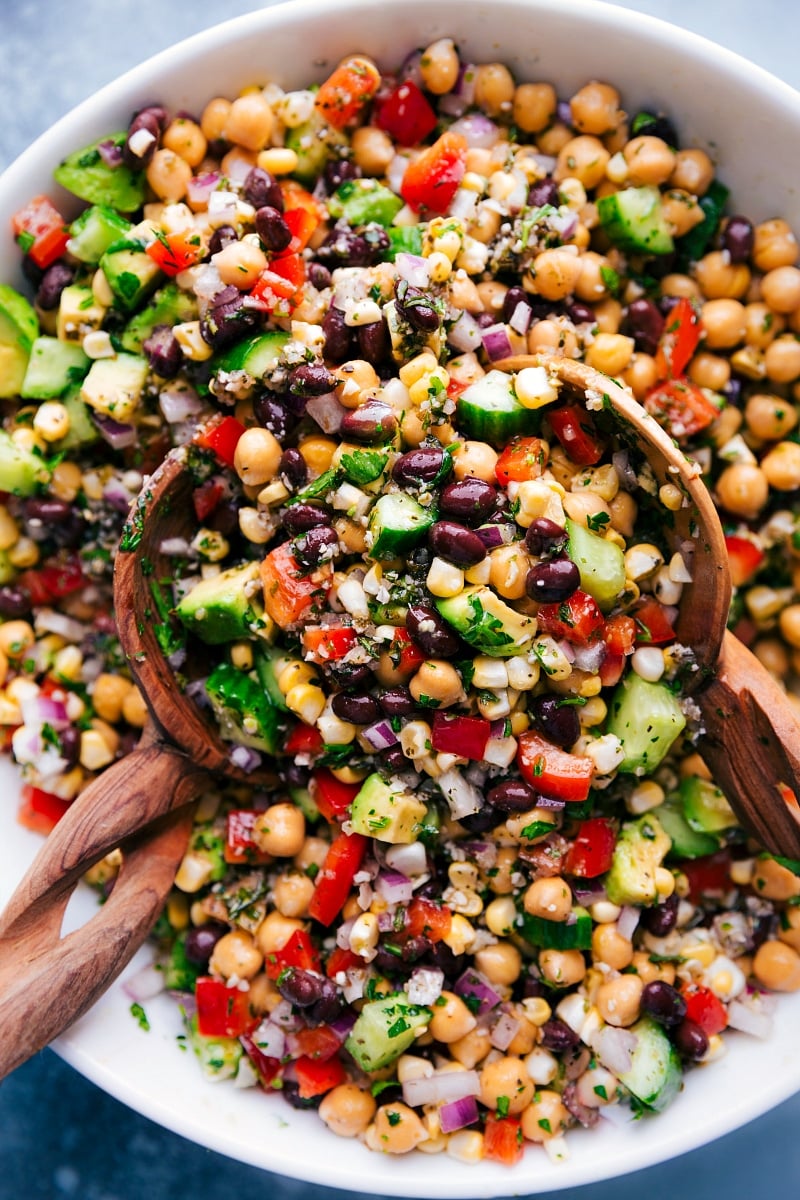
657;795;720;859
436;585;537;658
285;110;348;186
100;239;161;311
349;773;428;844
367;492;434;559
289;785;319;822
205;662;286;756
54;133;147;212
120;282;198;353
162;931;202;993
606;674;686;775
616;1017;682;1113
255;644;290;711
177;561;267;645
566;517;626;611
0;551;16;584
213;330;290;378
0;283;39;399
518;905;593;951
456;369;540;447
328;178;404;228
680;774;738;834
597;186;674;256
345;992;432;1072
21;336;90;400
605;814;671;907
52;387;101;451
0;429;47;495
186;1014;243;1081
67;204;132;263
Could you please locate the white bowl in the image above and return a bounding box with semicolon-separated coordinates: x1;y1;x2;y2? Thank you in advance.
2;0;800;1193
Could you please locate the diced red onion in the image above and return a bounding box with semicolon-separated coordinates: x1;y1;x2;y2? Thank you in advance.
549;209;579;240
474;523;507;550
92;412;138;450
395;253;430;288
571;641;607;673
192;263;225;305
447;310;483;353
375;870;414;905
251;1019;286;1060
230;745;262;773
663;604;679;627
454;968;502;1015
616;905;641;942
437;91;468;118
598;1102;636;1127
612;449;638;490
572;883;607;906
122;962;166;1003
535;795;566;811
270;999;303;1031
185;677;210;705
454;62;476;105
328;1009;358;1041
97;139;123;167
102;477;134;513
508;300;533;335
462;841;497;872
11;725;43;761
159;385;204;424
167;647;187;670
448;188;478;222
186;171;222;209
481;322;515;362
490;1011;521;1051
20;694;70;730
399;48;425;87
402;1068;481;1109
36;609;88;643
386;153;410;195
489;719;507;740
385;841;428;878
377;908;406;933
306;391;347;434
439;1094;480;1134
342;968;367;1003
556;639;576;664
532;153;557;174
336;917;357;950
594;1026;638;1075
407;966;445;1007
437;768;483;819
362;719;399;751
726;999;773;1040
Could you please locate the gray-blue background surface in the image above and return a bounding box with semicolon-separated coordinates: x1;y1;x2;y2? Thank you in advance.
2;2;799;1197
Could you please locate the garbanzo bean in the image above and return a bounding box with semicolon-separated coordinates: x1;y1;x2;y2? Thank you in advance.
699;298;746;349
761;265;800;313
253;802;306;858
513;82;557;133
715;462;769;518
688;351;731;392
744;393;798;441
623;135;675;187
592;922;635;970
319;1084;377;1138
234;426;282;486
524;876;573;922
761;441;800;490
569;81;621;135
474;940;523;986
409;660;465;707
271;871;315;918
473;62;516;116
778;906;800;953
531;247;583;301
753;218;799;271
554;135;610;190
209;929;264;981
753;940;800;992
764;335;800;383
369;1103;428;1154
669;147;714;195
596;974;644;1026
419;38;460;95
520;1090;570;1142
479;1056;535;1114
429;991;477;1044
751;855;800;900
539;947;587;987
694;251;750;300
744;301;785;348
224;90;274;150
146;148;192;201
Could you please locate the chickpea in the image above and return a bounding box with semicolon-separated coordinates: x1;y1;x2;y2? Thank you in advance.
450;1027;493;1069
562;489;612;527
255;910;305;955
234;426;282;487
744;393;797;441
409;660;464;707
596;974;644;1026
631;949;676;986
209;929;264;981
753;218;799;271
474;941;522;986
429;991;478;1044
539;948;586;987
778;906;800;953
476;280;508;315
486;846;519;895
592;297;623;334
0;620;34;660
715;462;769;519
532;247;583;301
489;543;529;599
213;239;268;289
765;335;800;383
575;251;612;302
524;876;573;922
584;332;635;375
694;253;750;302
253;802;306;858
122;686;148;727
224;91;274;151
527;317;579;357
608;488;638;536
351;126;394;176
146;148;192;202
710;404;743;448
334;358;380;408
319;1084;377;1138
761;265;800;314
248;972;281;1014
753;940;800;992
688;351;730;392
294;835;330;874
298;435;337;474
669;147;714;196
743;301;785;348
621;353;658;402
271;871;315;918
623;135;675;187
201;96;232;141
479;1056;534;1115
569;81;621;136
751;855;800;900
468;203;502;244
369;1103;428;1154
452;440;498;483
591;922;634;970
473;62;516;116
513;82;557;134
162;117;207;168
699;298;746;349
537;122;573;156
779;604;800;649
520;1090;570;1142
420;38;460;95
661;189;705;238
554;136;610;190
91;673;133;723
761;441;800;491
753;637;790;678
659;273;702;301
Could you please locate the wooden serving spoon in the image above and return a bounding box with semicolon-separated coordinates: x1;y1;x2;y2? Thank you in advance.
1;352;799;1078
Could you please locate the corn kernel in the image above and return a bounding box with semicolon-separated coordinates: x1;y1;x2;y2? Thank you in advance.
173;321;213;361
79;729;115;771
349;911;379;959
626;780;666;815
659;482;684;511
230;642;254;671
285;684;326;725
257;147;299;175
175;850;216;893
683;941;716;968
655;867;676;899
399;351;438;388
448;861;479;890
729;857;754;886
53;645;83;681
426;556;465;597
447;1130;484;1163
33;401;70;442
443;914;475;955
0;506;19;551
443;885;483;917
485;896;518;937
8;537;39;568
167;891;191;931
509;710;530;735
515;365;560;409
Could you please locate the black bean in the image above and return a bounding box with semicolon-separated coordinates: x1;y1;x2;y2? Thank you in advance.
322;306;354;363
327;660;373;690
459;807;499;835
288;361;337;398
632;112;679;149
392;447;449;487
428;940;467;982
406;602;461;658
566;301;596;326
429;520;487;567
253;392;294;441
523;975;550;1000
324;159;360;193
184;922;227;967
134;103;168;131
540;1018;580;1052
396;282;440;333
529;694;580;749
278;967;324;1007
242;166;283;211
35;262;74;311
641;981;687;1027
57;725;81;770
24;497;74;524
722;215;754;264
255;205;292;253
640;891;679;937
282;1081;321;1110
316;223;386;268
293;525;340;568
525;517;568;555
305;978;345;1027
525;556;580;603
439;478;498;525
122;109;160;167
476;311;497;329
379;687;415;717
487;779;540;812
625;296;665;356
281;502;332;532
528;178;560;208
357;318;391;368
724;377;743;408
673;1018;709;1061
143;324;183;378
340;399;397;444
206;500;239;537
0;585;32;619
200;287;259;350
284;760;310;788
308;262;332;290
502;285;532;326
207;224;238;256
279;448;308;490
382;745;410;773
332;692;382;725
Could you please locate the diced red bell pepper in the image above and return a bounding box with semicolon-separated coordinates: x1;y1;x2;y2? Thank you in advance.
547;404;606;466
282;205;319;254
446;377;470;401
294;1053;347;1098
326;946;362;978
431;710;492;760
293;1024;342;1062
260;542;332;629
537;589;606;647
17;784;71;834
724;534;765;588
655;297;702;380
264;928;321;981
314;55;382;129
251;252;306;312
401;131;468;215
195;415;247;469
285;723;325;757
679;849;732;902
280;180;323;221
563;817;617;877
604;613;638;655
517;731;594;802
405;896;452;944
19;554;86;604
644;378;719;441
599;647;625;687
240;1033;283;1086
631;596;676;645
145;229;202;276
483;1113;524;1166
376;80;438;146
494;436;548;485
223;809;273;865
308;830;368;926
12;195;70;268
195;976;259;1037
302;625;358;663
392;627;426;676
681;983;728;1035
0;726;18;753
310;768;362;822
192;478;225;523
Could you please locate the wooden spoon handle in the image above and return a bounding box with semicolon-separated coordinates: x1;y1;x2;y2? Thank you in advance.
696;629;800;861
0;734;208;1079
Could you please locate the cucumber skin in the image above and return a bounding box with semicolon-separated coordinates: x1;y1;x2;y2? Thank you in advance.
456;372;541;448
680;775;738;834
367;493;434;559
345;993;431;1071
658;796;720;859
597;186;674;256
617;1017;683;1113
607;674;686;775
566;517;626;611
54;135;147;213
519;906;592;951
